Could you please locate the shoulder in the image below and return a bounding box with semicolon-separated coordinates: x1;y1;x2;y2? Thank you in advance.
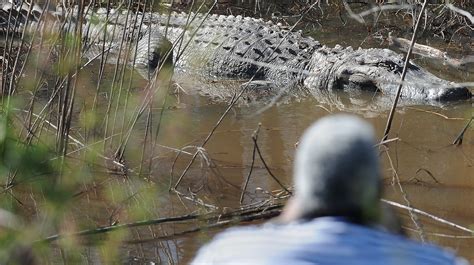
190;224;281;264
344;222;464;264
190;219;465;265
199;224;277;249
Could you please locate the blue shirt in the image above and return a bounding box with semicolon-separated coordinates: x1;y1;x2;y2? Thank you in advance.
191;217;466;265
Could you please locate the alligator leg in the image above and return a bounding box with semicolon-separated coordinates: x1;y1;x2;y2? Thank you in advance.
240;80;281;102
132;29;173;78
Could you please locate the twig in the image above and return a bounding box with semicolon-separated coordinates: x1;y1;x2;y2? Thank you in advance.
240;124;260;204
343;2;412;24
384;149;426;242
42;213;200;242
446;4;474;24
42;203;284;243
124;208;282;244
388;34;474;69
406;107;466;121
252;129;292;195
374;137;399;147
453;117;473;146
413;168;439;184
389;34;445;59
382;0;429;142
403;227;474;239
382;199;473;234
172;189;218;210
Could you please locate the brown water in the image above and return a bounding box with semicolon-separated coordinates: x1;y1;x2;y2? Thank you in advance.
118;94;473;264
59;88;471;263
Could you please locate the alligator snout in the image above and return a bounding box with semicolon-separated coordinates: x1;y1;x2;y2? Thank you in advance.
429;85;472;101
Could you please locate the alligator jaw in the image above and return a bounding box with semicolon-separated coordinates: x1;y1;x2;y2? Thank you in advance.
433;85;472;101
376;69;472;102
304;46;472;103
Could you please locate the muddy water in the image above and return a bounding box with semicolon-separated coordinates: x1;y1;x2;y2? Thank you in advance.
122;89;471;262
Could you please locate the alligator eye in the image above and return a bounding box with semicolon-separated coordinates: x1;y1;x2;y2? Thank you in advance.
334;71;377;91
377;61;402;74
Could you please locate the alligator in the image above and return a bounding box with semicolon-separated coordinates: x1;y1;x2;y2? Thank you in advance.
1;2;472;103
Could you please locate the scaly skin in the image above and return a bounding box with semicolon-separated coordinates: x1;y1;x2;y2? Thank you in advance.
1;2;471;103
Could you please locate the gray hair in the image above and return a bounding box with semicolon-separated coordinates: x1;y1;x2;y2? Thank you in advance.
293;114;381;223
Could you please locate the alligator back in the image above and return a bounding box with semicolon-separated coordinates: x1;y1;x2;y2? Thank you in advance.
150;12;321;81
1;2;322;83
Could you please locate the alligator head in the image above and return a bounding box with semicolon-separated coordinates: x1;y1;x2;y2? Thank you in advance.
304;46;472;102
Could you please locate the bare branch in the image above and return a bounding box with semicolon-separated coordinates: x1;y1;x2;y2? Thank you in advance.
382;199;473;234
446;4;474;24
343;2;412;23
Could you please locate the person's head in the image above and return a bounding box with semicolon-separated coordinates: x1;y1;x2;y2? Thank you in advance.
281;114;381;225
